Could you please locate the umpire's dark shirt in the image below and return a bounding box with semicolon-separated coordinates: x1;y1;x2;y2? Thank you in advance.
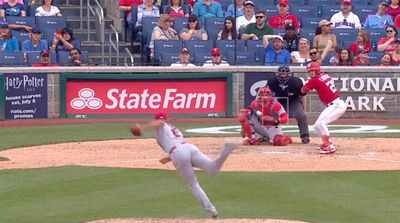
268;76;304;106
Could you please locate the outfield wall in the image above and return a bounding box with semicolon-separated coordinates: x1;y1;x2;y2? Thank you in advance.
1;66;399;120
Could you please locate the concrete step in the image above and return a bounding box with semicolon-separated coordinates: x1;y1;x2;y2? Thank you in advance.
56;0;82;5
73;29;124;42
66;17;114;30
58;5;107;17
82;41;131;53
89;52;139;66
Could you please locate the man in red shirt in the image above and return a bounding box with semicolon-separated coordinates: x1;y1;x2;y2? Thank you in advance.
301;62;346;154
269;0;300;31
32;50;59;67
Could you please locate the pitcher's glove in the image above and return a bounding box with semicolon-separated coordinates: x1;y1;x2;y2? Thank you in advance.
262;116;280;126
130;126;142;136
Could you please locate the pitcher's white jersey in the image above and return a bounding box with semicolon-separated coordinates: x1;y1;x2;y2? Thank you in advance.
155;122;185;154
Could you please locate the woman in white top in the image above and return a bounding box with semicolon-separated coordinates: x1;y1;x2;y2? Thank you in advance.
149;14;178;58
291;38;311;65
35;0;62;17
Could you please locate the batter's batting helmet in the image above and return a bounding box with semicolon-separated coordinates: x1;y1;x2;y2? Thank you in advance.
276;65;293;83
307;62;320;73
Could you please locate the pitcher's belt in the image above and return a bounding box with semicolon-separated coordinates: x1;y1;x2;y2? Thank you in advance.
169;142;186;154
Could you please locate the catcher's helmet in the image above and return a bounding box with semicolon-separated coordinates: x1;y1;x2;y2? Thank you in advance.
276;65;293;83
258;86;272;97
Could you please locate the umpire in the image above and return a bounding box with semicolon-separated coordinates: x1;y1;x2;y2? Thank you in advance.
267;65;310;144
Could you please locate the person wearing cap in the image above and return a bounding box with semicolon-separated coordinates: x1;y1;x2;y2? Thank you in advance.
131;113;240;218
282;23;301;53
363;0;393;28
149;14;178;59
236;0;255;33
313;19;337;54
32;50;59;67
171;48;195;67
203;47;229;66
0;0;26;17
179;14;208;41
330;0;361;29
193;0;223;24
390;37;400;64
241;10;274;41
0;21;19;52
22;28;48;52
263;34;291;66
352;49;370;66
268;0;300;30
226;0;245;18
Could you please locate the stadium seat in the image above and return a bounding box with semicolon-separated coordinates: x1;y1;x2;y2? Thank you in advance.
7;16;36;43
27;3;39;16
0;52;26;66
173;17;190;33
274;28;285;36
153;40;183;62
140;16;160;62
226;51;257;65
10;30;30;43
262;6;279;16
206;28;221;41
291;5;319;18
321;51;336;66
57;50;89;66
26;51;57;65
299;28;316;42
253;0;277;11
353;6;376;23
36;17;67;32
160;52;181;66
367;28;386;47
183;40;214;54
193;51;212;66
368;0;382;5
204;17;225;31
342;39;353;49
320;6;341;18
300;17;321;29
218;0;232;11
246;40;265;64
350;0;369;5
332;29;358;47
215;40;246;60
306;0;339;6
368;51;384;65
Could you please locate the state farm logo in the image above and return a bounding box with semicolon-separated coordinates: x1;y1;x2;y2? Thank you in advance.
70;88;102;110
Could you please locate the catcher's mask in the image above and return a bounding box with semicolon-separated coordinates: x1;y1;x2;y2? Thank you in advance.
256;86;273;104
276;65;293;84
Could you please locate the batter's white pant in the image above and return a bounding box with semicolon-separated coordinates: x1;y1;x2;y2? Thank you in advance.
170;143;234;216
313;98;347;136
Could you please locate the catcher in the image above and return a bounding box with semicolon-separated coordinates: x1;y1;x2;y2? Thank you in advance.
238;86;292;146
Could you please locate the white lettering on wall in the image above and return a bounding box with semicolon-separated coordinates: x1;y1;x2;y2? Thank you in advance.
344;96;386;111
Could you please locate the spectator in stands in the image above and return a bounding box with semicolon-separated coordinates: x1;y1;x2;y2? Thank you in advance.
290;37;311;65
0;0;26;17
171;47;195;67
226;0;244;18
32;50;59;67
179;14;208;40
164;0;189;19
378;25;398;53
51;27;80;52
391;37;400;64
35;0;61;16
309;47;321;63
203;47;229;66
378;52;392;66
241;10;274;42
217;16;237;40
353;49;370;66
193;0;223;24
22;27;48;62
68;48;89;66
363;0;393;29
313;19;337;54
236;0;255;33
0;21;19;52
268;0;300;31
263;35;291;66
149;14;178;58
134;0;160;37
335;48;353;66
283;23;300;53
348;29;372;59
0;0;24;4
395;14;400;28
330;0;361;29
388;0;400;20
328;46;341;65
119;0;143;31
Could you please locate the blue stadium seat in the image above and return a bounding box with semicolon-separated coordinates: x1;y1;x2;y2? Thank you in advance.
320;6;341;18
57;50;89;65
204;17;225;31
26;51;57;65
332;29;358;46
367;28;386;49
193;52;212;66
218;0;232;11
0;52;26;66
253;0;277;11
246;40;265;64
153;40;183;63
300;17;321;29
10;30;30;44
262;6;279;16
368;51;384;65
7;16;36;43
183;40;214;54
342;39;353;49
306;0;339;6
226;51;257;65
353;6;376;23
27;4;39;16
141;16;160;62
36;17;67;32
321;51;336;66
160;52;181;66
206;28;220;40
367;0;381;5
350;0;369;5
299;28;316;42
274;28;285;36
173;17;189;33
291;5;319;18
215;40;246;60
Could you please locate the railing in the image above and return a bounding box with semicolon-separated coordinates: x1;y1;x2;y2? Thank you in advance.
109;24;120;66
124;48;134;66
87;0;105;65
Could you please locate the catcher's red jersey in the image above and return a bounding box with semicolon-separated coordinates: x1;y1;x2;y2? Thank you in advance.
250;98;288;124
303;73;340;105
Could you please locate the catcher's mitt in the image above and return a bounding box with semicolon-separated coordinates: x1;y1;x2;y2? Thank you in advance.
262;115;279;126
130;126;142;136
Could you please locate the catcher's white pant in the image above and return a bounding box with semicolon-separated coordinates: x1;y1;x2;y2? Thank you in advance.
313;98;347;136
250;113;283;142
170;143;235;216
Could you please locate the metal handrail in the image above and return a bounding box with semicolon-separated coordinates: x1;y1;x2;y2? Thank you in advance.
87;0;105;65
109;24;120;66
124;47;134;66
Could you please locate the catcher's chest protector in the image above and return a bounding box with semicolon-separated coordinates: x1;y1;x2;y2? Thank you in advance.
253;98;277;117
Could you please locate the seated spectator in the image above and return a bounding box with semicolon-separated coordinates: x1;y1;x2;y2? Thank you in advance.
149;14;178;58
0;0;24;4
51;27;80;52
241;10;274;42
330;0;361;29
348;29;372;58
236;0;255;33
203;47;229;66
263;35;291;66
313;19;337;54
22;27;48;62
32;50;59;67
35;0;62;16
388;0;400;20
164;0;188;19
217;16;237;40
179;14;207;40
391;37;400;64
171;47;196;67
335;48;353;66
0;0;26;17
363;0;393;29
268;0;300;30
353;49;370;66
0;21;19;52
193;0;223;24
283;23;301;53
291;38;311;65
226;0;244;18
395;14;400;28
309;47;321;63
119;0;143;29
68;48;89;66
377;25;397;53
134;0;160;35
378;52;392;66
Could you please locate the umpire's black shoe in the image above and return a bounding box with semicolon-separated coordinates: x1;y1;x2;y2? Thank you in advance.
301;137;310;144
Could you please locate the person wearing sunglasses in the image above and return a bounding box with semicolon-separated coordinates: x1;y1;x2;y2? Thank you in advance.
203;47;229;66
268;0;300;31
179;14;208;40
363;0;393;29
241;10;274;41
330;0;361;29
377;25;398;53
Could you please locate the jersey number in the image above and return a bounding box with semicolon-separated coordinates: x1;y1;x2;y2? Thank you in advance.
171;127;182;137
326;81;337;93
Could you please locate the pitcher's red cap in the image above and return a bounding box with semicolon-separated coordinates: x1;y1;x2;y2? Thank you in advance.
155;112;168;120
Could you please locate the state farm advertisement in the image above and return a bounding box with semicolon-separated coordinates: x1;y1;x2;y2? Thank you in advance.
65;80;227;116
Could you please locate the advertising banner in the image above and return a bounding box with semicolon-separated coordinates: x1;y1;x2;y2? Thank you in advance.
4;73;47;119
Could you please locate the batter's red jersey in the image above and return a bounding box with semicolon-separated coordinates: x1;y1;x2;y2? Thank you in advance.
269;14;300;29
250;98;288;124
303;73;340;105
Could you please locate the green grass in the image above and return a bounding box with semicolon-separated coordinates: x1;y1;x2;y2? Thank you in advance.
0;166;399;223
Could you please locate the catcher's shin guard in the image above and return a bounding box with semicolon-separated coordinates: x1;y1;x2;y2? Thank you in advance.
273;134;292;146
238;109;253;138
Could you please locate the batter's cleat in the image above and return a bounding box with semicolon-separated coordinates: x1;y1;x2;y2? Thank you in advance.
243;138;260;145
301;137;310;144
320;145;336;154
